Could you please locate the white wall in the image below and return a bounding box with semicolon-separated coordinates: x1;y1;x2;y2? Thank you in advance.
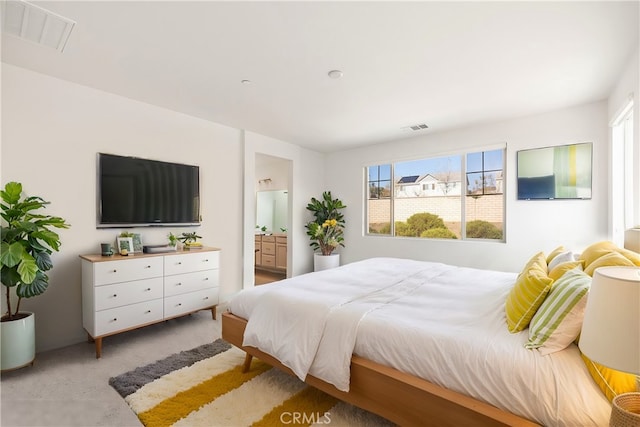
325;101;609;273
1;64;247;352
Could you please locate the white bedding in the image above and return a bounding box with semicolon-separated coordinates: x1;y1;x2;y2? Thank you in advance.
229;257;611;427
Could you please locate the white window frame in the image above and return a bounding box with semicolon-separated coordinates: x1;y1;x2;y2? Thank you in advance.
610;99;635;246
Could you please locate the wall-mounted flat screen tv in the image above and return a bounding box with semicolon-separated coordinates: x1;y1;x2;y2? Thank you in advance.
517;142;592;200
98;153;200;227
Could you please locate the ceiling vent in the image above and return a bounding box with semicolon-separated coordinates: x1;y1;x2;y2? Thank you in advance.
402;123;429;132
2;0;75;53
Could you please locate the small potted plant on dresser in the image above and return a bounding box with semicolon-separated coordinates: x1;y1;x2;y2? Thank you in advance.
305;191;346;271
179;232;203;249
0;182;70;371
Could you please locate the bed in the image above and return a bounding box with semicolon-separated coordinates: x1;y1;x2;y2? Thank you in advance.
222;257;611;426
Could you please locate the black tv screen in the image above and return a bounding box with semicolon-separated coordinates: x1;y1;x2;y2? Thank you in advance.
517;142;592;200
98;153;200;227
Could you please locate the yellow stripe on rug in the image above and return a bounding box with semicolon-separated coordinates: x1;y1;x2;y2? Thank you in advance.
126;346;247;413
174;365;307;426
254;385;339;426
138;359;272;427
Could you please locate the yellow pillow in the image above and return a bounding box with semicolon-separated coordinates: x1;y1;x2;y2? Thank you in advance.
580;353;638;402
579;241;618;267
548;261;583;281
583;252;634;276
546;246;566;265
520;252;549;276
506;267;554;333
617;247;640;266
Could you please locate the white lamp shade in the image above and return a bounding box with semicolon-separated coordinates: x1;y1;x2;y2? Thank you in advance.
579;266;640;375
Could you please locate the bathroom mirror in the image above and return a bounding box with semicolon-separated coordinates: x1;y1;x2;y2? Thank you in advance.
256;190;288;233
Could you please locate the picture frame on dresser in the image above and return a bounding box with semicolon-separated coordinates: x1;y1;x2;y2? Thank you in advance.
116;236;133;254
131;233;143;253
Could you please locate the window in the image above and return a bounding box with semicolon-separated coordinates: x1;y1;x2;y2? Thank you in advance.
465;149;504;240
611;102;634;246
367;164;392;235
366;147;505;241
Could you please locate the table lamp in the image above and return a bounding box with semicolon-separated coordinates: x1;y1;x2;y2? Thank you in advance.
579;266;640;427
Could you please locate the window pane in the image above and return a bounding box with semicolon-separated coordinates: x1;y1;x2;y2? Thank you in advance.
483;149;504;170
465;148;504;240
394;156;461;239
379;164;391;180
367;165;392;235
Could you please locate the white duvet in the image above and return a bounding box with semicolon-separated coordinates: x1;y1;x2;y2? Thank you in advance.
229;257;610;427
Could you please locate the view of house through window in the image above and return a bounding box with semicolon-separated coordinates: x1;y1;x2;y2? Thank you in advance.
367;148;505;240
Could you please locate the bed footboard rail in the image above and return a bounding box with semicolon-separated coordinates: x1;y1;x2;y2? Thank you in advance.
221;311;539;427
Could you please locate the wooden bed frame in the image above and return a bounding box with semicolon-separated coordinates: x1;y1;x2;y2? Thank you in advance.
222;311;540;427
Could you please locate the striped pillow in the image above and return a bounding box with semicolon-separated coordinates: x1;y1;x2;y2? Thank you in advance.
526;269;591;355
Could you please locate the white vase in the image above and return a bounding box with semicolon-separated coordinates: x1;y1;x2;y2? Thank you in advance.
1;312;36;372
314;253;340;272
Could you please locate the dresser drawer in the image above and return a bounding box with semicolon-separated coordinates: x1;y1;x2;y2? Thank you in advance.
262;242;276;255
276;236;287;244
164;251;220;276
94;278;163;311
164;270;219;297
94;299;164;336
261;235;275;243
94;257;163;286
261;254;276;267
164;288;218;318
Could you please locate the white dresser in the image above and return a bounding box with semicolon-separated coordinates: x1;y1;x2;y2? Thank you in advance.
80;247;220;358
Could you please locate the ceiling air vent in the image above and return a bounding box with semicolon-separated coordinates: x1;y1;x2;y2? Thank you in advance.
2;0;76;53
401;123;429;132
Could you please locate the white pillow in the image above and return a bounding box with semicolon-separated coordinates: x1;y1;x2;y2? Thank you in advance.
526;268;590;355
547;250;575;271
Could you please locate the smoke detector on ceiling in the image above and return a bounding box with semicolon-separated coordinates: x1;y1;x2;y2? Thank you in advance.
2;0;76;53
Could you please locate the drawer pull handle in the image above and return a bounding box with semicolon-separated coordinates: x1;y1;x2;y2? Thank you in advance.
145;310;151;314
112;318;117;322
177;303;182;306
177;282;182;286
146;288;151;291
145;265;151;269
113;294;117;297
203;259;209;262
177;262;182;265
204;296;209;300
204;277;209;281
112;269;117;273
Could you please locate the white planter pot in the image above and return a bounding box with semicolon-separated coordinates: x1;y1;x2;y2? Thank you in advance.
1;312;36;372
314;253;340;272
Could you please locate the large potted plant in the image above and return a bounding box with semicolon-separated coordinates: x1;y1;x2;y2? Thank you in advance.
0;182;70;371
305;191;346;271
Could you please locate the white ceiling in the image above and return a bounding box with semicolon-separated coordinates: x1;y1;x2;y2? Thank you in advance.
2;1;638;153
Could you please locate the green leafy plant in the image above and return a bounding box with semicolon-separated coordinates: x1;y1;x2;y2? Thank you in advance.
1;182;70;321
420;228;457;239
178;232;202;244
167;232;178;247
305;191;346;255
466;220;503;239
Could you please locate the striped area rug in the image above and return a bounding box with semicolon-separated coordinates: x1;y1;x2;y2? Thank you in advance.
109;339;393;427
